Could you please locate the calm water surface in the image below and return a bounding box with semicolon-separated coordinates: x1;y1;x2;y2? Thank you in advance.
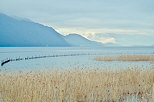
0;47;154;71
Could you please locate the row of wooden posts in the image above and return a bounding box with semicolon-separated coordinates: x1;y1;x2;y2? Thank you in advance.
1;53;91;66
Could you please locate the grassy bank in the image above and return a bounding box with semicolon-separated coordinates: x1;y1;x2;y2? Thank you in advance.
0;67;154;102
94;54;154;61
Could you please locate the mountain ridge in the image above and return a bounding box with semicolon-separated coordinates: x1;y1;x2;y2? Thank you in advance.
0;13;70;47
0;13;103;47
64;34;103;47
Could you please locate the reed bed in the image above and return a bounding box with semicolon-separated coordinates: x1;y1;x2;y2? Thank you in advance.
94;54;154;61
0;67;154;102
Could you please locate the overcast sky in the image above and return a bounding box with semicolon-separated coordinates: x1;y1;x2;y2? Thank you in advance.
0;0;154;46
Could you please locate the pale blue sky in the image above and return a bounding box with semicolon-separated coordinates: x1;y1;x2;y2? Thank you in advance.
0;0;154;46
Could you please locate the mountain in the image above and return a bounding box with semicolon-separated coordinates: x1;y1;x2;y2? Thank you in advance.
64;34;103;46
0;13;70;47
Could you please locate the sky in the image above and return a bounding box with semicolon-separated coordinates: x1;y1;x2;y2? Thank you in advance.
0;0;154;46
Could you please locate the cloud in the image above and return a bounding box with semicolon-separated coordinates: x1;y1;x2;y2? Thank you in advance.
84;33;154;46
85;33;116;44
1;0;154;31
0;0;154;46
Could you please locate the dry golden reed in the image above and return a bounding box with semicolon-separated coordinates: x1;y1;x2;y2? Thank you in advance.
94;54;154;61
0;67;154;102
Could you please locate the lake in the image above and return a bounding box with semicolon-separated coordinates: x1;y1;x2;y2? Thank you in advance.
0;46;154;71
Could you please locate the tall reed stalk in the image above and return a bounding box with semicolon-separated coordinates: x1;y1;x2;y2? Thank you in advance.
0;67;153;102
